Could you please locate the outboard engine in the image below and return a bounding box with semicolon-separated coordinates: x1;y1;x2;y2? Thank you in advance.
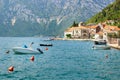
37;48;43;54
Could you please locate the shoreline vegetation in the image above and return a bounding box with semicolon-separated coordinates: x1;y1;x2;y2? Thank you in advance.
54;38;120;50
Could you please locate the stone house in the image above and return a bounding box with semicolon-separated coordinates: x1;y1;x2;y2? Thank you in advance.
64;26;90;39
64;23;120;41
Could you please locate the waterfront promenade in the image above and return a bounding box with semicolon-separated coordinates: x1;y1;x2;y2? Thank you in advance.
108;44;120;50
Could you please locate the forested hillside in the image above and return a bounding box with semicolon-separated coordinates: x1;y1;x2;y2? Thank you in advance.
87;0;120;27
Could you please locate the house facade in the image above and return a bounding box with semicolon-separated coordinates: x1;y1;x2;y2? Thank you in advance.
64;26;90;39
102;24;120;43
64;23;120;40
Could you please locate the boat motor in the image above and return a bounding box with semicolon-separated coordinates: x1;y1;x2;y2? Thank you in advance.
37;48;43;53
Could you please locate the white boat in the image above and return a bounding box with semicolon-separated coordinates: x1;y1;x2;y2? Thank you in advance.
93;35;110;50
92;45;111;50
92;40;111;50
12;47;43;54
94;40;107;45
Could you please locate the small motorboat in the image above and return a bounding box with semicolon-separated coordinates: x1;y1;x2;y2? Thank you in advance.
92;45;111;50
40;44;53;46
12;47;43;54
43;38;54;41
93;39;111;50
94;40;107;45
94;39;107;45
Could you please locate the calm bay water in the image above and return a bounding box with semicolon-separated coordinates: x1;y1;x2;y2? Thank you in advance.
0;37;120;80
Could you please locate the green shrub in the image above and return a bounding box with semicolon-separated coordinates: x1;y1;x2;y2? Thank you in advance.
66;34;72;38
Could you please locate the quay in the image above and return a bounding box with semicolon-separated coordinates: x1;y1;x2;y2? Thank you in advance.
54;38;120;50
108;44;120;50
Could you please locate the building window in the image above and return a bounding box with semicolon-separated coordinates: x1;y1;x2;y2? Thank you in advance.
83;30;87;33
76;30;79;33
83;34;87;37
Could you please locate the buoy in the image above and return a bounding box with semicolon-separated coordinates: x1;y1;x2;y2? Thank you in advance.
45;47;48;50
106;54;108;58
8;66;14;72
30;56;34;61
6;50;10;54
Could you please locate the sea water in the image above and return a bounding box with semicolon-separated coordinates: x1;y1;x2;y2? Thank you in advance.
0;37;120;80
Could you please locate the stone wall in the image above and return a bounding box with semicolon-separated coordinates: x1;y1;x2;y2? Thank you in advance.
108;38;118;44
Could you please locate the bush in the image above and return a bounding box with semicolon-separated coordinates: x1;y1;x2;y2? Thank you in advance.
66;34;72;38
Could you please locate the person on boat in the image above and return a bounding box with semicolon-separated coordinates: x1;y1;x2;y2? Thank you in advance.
30;42;34;48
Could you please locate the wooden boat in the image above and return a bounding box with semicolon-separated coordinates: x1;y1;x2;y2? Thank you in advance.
40;44;53;46
12;47;43;54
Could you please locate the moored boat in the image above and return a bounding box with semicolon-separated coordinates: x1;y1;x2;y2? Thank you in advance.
94;40;107;45
92;45;111;50
40;44;53;46
93;39;111;50
12;47;43;54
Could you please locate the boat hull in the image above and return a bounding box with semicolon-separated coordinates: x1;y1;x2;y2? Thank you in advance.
92;46;111;50
12;47;43;54
94;41;106;45
40;44;53;46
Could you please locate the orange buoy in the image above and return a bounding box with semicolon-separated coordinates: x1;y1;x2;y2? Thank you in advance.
45;47;48;50
30;56;34;61
8;66;14;72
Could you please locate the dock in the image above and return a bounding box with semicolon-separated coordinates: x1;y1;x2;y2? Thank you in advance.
108;44;120;50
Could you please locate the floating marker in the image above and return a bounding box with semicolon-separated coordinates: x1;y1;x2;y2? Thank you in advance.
45;47;48;50
8;66;14;72
30;56;34;61
6;50;10;54
106;54;108;58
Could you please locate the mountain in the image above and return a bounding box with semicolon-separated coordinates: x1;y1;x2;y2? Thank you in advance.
0;0;114;37
86;0;120;27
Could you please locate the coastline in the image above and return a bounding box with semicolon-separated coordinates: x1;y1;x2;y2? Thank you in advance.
108;44;120;50
54;38;120;50
54;38;93;41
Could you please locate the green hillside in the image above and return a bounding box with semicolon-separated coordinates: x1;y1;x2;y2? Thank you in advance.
86;0;120;27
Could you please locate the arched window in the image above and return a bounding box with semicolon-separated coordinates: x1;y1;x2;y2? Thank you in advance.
83;34;87;37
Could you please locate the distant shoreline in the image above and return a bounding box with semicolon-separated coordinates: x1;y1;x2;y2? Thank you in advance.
54;38;120;50
54;38;94;41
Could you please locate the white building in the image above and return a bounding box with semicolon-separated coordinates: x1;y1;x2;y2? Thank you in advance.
64;26;90;39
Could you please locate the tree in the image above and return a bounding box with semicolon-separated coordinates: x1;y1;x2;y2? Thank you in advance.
72;21;78;27
66;34;72;38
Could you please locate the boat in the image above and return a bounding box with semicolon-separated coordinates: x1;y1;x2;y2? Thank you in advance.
93;33;111;50
40;44;53;46
92;45;111;50
44;38;54;41
12;47;43;54
93;40;111;50
94;40;107;45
